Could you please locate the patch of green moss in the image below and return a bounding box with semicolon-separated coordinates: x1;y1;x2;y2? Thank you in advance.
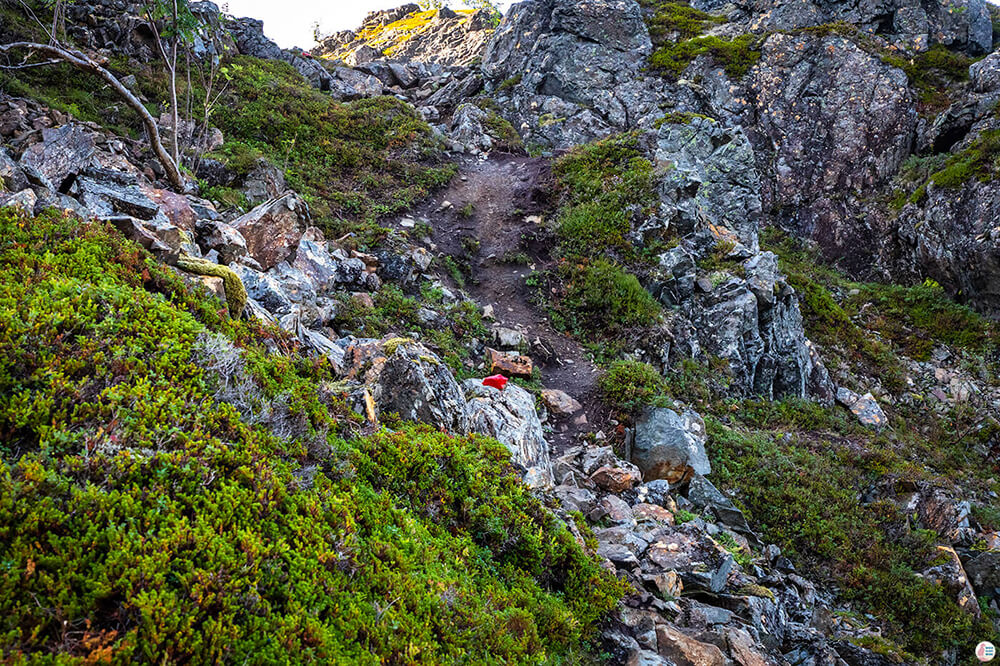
551;133;656;256
176;255;248;318
654;111;715;127
639;0;726;40
881;44;976;110
0;206;623;662
649;34;764;79
210;57;455;244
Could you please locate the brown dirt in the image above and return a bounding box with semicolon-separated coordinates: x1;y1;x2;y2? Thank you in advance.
403;155;610;453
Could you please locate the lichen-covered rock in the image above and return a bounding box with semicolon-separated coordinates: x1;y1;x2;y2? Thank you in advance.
464;379;553;488
836;387;887;429
19;123;96;190
347;338;469;434
734;0;993;55
895;172;1000;318
316;5;494;67
647;119;761;251
645;120;833;402
630;406;709;484
196;219;250;265
738;34;914;270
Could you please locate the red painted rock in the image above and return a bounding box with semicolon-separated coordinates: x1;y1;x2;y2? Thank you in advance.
482;374;509;391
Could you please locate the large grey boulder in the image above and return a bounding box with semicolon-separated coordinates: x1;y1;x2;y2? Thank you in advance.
630;406;710;484
346;338;469;435
230;264;294;316
463;379;553;488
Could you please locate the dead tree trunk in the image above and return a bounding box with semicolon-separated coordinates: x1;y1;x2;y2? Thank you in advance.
0;41;185;191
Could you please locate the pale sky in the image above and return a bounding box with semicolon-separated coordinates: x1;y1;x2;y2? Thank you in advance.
222;0;515;49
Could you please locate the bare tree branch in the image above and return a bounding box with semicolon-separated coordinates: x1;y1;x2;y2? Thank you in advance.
0;41;186;191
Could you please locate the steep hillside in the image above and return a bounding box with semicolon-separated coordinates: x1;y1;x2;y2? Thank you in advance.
1;0;999;664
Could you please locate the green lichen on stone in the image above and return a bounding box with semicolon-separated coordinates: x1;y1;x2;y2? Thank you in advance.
176;256;248;318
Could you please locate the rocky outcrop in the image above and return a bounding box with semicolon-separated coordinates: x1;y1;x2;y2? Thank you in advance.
347;338;470;434
730;0;993;55
316;5;494;67
464;380;553;488
230;193;310;271
644;120;834;401
481;0;665;149
894;167;1000;318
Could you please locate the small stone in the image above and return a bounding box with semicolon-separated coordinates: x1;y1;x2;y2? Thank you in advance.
351;292;375;309
591;464;642;493
487;347;533;378
835;387;887;429
541;388;583;415
633;503;675;524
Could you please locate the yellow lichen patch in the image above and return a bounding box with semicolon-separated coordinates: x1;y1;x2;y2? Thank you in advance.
383;336;414;356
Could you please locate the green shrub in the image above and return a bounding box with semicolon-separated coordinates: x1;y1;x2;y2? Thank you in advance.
599;360;667;413
555;260;660;338
706;417;998;656
552;133;656;256
0;206;623;663
881;44;975;109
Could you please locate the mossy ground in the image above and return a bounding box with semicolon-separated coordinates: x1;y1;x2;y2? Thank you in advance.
530;134;662;350
207;58;455;245
0;206;623;663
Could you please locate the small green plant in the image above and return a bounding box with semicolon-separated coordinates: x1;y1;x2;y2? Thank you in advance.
555;259;661;339
675;509;696;524
599;360;667;413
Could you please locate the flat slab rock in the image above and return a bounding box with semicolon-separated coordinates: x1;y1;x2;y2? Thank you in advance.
835;387;887;428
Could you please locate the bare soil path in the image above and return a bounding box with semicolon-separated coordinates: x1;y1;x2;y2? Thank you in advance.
403;155;610;453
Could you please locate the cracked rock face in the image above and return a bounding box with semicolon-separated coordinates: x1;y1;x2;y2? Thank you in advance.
737;34;915;271
482;0;665;149
463;379;554;488
733;0;993;55
643;120;834;401
895;165;1000;318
